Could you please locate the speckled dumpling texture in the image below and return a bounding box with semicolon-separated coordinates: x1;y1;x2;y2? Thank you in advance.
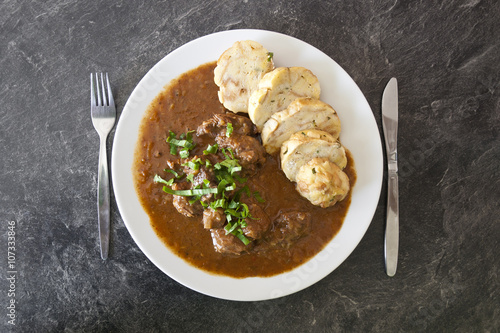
214;40;274;113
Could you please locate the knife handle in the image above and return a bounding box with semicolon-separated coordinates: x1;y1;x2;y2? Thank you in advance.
384;170;399;276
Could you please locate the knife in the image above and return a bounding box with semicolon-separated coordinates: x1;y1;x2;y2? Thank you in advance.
382;77;399;277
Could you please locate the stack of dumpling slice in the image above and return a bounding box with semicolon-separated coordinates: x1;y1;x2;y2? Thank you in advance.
214;40;351;208
280;128;349;208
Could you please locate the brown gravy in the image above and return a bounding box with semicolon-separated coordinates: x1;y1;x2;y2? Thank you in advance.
133;62;356;278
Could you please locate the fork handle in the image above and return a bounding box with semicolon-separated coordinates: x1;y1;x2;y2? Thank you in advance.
97;135;111;260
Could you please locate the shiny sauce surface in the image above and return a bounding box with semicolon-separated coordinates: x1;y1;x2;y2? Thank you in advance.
133;62;356;278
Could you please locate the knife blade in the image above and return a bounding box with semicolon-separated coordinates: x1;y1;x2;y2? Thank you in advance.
382;77;399;277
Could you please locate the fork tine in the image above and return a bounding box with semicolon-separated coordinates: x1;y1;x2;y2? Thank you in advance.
96;73;102;106
106;73;114;107
100;73;108;106
90;73;96;106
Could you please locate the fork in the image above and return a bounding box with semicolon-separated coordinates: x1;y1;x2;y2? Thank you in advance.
90;73;116;260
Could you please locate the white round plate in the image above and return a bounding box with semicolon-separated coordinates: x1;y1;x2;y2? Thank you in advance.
112;29;383;301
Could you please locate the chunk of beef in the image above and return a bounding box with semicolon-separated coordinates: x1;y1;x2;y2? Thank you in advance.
180;155;219;187
216;135;266;172
196;113;266;175
191;166;216;187
164;159;178;170
196;113;257;137
266;211;311;248
203;207;226;229
171;182;202;217
241;204;272;240
210;229;253;255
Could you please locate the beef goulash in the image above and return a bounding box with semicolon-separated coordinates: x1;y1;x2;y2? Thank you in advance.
133;41;356;278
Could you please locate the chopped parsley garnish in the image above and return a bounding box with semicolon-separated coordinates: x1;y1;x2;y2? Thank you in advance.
166;130;196;157
162;187;219;196
185;173;195;183
153;174;175;186
203;143;218;155
253;191;265;203
267;52;274;62
226;123;233;137
179;149;190;159
156;139;264;246
222;199;251;245
165;169;181;178
182;157;202;171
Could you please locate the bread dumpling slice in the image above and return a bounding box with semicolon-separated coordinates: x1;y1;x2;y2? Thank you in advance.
214;40;274;113
281;129;347;182
261;97;341;154
295;158;350;208
248;67;320;130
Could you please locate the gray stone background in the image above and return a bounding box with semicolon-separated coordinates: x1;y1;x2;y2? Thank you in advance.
1;0;499;332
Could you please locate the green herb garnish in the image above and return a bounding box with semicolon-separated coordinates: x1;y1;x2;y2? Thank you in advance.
253;191;265;203
162;186;218;196
164;169;181;178
267;52;274;62
157;136;265;246
235;232;251;245
166;130;196;157
154;174;175;186
179;148;190;158
226;123;233;137
185;173;195;183
203;143;219;155
182;157;202;171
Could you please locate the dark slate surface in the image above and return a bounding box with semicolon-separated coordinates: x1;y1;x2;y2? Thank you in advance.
1;1;499;332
